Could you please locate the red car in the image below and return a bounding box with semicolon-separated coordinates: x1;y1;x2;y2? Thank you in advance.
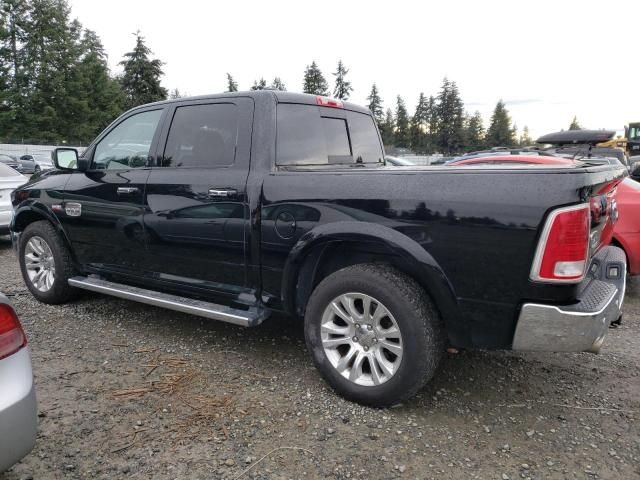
611;179;640;275
449;155;639;275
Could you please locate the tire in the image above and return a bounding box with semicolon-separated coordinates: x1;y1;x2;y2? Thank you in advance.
304;264;445;407
18;220;79;304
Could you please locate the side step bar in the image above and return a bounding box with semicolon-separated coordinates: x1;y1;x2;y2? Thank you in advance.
68;276;269;327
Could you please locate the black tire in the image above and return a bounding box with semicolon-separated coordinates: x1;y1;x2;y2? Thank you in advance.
304;263;445;407
18;220;79;304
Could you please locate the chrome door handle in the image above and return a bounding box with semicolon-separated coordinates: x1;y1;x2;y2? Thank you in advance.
208;188;237;198
117;187;139;195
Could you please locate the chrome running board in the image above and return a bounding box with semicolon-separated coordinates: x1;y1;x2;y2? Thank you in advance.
68;276;268;327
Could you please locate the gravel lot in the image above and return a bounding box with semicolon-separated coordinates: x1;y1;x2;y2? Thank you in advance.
0;236;638;480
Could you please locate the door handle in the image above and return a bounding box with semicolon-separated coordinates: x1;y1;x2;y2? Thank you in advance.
208;188;237;198
117;187;139;195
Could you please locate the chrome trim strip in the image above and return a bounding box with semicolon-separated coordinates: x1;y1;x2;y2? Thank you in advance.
68;276;267;327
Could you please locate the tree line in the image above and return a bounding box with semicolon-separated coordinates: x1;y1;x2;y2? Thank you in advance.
1;0;574;151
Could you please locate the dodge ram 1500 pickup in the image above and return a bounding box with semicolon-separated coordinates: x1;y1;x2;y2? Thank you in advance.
10;91;628;406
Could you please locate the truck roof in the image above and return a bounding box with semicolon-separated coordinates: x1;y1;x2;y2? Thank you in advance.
136;90;371;115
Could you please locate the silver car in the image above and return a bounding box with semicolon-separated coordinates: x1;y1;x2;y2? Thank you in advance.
0;294;37;471
0;162;28;236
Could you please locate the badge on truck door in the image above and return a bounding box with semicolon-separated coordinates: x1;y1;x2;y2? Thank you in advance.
64;202;82;217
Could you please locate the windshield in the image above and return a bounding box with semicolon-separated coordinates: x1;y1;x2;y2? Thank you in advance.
629;126;640;141
0;162;21;177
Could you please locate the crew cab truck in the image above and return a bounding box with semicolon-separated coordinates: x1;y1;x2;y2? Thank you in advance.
10;91;628;406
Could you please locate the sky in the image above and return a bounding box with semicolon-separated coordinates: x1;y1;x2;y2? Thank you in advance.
68;0;639;140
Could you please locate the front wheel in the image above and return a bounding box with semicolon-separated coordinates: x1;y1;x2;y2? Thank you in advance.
304;264;445;407
18;221;79;304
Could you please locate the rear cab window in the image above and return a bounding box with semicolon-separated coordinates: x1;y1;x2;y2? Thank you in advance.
276;104;384;166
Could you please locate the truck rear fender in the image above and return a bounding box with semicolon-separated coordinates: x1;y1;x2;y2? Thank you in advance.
282;221;461;336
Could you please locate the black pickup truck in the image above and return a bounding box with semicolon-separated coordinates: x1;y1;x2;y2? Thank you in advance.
10;91;628;406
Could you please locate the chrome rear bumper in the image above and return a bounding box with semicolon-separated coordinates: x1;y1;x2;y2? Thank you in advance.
513;246;626;353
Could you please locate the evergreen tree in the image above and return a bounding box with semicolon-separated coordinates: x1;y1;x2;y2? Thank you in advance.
463;111;485;152
302;61;329;95
332;59;352;100
366;83;384;124
486;100;516;147
394;95;410;148
226;73;238;92
119;31;167;110
250;77;267;90
426;95;438;153
381;108;395;146
269;77;286;91
410;92;429;153
0;0;31;139
73;28;124;140
569;116;581;130
520;125;533;146
435;78;465;153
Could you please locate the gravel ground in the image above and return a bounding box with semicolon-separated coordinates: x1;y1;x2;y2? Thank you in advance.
0;236;639;480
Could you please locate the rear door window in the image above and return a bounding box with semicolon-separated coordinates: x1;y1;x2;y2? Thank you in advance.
276;104;383;166
162;103;238;168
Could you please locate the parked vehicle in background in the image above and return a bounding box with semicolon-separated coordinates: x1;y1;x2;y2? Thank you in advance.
10;91;629;406
385;155;416;166
612;178;640;275
20;154;54;173
0;294;37;472
15;156;36;174
0;154;23;174
0;163;28;235
537;130;629;169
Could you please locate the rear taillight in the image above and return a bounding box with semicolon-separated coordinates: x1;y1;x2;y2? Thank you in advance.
530;204;590;283
0;304;27;360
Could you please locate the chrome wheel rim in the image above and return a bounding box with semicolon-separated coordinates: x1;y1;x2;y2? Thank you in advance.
24;236;56;292
320;293;403;386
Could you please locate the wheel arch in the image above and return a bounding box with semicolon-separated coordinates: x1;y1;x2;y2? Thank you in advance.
282;221;461;335
12;203;76;262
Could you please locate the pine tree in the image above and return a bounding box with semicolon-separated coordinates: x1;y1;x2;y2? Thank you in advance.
410;92;429;153
426;95;438;153
464;111;485;152
366;84;384;124
332;59;352;100
435;78;465;153
0;0;31;139
520;125;533;146
302;61;329;96
250;77;267;90
119;31;167;110
381;108;395;147
269;77;286;91
394;96;410;148
74;28;124;141
486;100;516;147
569;116;581;130
226;73;238;92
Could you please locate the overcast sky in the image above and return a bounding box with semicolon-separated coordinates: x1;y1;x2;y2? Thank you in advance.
68;0;638;139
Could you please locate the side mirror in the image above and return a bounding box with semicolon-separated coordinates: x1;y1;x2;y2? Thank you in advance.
52;148;85;171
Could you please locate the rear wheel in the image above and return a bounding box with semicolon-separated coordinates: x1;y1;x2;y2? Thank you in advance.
19;221;79;304
304;264;445;406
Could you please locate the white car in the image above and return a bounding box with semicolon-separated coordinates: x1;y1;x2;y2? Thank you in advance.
0;162;28;235
0;294;37;471
19;154;55;173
